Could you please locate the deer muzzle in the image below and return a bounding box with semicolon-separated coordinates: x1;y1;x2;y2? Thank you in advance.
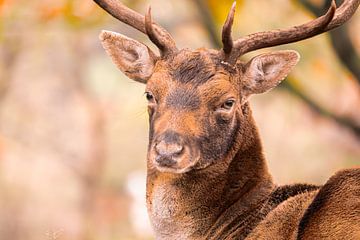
150;131;198;173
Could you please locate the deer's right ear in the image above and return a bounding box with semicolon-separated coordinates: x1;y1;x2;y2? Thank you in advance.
99;30;158;84
240;50;300;102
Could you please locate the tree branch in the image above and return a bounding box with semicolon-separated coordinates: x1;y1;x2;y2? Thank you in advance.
281;80;360;138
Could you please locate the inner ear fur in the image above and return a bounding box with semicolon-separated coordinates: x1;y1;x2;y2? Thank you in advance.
99;30;158;84
242;50;300;98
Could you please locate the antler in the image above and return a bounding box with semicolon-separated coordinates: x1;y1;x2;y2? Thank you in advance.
222;1;236;55
93;0;177;57
222;0;360;64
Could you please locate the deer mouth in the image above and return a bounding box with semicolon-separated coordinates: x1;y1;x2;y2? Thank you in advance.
151;151;200;174
154;163;196;174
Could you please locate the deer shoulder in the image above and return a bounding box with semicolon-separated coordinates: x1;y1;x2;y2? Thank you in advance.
297;168;360;240
246;169;360;240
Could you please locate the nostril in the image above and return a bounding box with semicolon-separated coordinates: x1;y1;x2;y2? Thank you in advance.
155;156;175;167
155;141;184;157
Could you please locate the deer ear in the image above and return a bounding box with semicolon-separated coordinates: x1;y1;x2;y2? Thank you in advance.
242;50;300;100
99;30;158;84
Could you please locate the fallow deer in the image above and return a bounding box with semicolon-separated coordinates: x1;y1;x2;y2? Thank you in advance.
93;0;360;239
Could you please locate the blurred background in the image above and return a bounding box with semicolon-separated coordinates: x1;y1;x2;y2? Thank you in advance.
0;0;359;239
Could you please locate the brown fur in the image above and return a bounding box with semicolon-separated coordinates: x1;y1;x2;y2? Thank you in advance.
98;31;360;240
298;169;360;240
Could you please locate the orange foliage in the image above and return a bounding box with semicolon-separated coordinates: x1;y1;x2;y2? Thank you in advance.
37;0;100;23
0;0;11;15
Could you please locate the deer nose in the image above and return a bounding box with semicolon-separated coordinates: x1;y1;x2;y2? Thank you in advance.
155;141;184;158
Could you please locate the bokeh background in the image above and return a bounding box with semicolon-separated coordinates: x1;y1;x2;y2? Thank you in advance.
0;0;359;239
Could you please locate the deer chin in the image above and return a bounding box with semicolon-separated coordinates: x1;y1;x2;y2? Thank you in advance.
154;164;195;174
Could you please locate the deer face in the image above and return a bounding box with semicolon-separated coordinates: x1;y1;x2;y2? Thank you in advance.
100;31;299;173
145;49;240;173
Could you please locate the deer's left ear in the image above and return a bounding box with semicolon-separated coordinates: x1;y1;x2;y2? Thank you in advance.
241;50;300;100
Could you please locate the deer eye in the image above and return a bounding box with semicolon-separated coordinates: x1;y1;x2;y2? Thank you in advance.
145;92;155;103
220;99;235;110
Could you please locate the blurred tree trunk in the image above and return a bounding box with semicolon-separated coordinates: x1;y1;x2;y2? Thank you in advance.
68;34;106;240
1;2;108;238
0;34;22;104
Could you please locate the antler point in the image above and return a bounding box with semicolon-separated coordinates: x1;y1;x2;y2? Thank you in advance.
331;0;337;9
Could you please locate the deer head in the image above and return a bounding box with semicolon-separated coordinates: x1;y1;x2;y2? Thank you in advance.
95;0;359;174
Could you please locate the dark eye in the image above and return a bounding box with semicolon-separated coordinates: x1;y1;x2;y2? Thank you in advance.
145;92;155;102
221;99;235;110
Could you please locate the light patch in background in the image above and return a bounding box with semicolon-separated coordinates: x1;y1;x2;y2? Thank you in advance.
126;170;153;238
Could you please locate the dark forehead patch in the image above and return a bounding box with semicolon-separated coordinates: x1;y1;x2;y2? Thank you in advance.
169;51;217;85
166;88;200;110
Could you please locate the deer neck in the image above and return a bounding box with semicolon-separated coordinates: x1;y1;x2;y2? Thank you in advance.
146;114;274;239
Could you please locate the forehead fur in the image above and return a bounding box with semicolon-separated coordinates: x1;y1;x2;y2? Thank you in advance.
148;49;239;88
146;49;240;110
165;49;233;86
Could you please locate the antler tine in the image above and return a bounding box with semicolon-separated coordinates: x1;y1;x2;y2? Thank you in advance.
326;0;359;29
145;7;176;57
222;1;237;55
94;0;177;56
227;0;359;64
